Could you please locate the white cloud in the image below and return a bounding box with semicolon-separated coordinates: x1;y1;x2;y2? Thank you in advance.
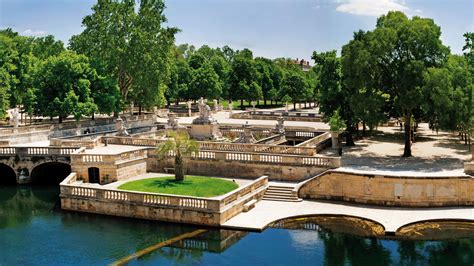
335;0;409;17
23;29;47;36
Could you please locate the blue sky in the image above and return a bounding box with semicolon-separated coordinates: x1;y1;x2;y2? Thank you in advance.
1;0;473;61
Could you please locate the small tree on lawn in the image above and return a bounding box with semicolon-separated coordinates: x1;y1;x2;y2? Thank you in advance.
329;110;346;150
156;131;199;181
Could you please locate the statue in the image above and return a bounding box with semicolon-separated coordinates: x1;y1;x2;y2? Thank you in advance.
190;97;221;140
234;122;256;143
228;100;233;116
11;108;19;128
116;117;130;137
213;99;218;113
187;101;192;117
165;113;183;130
275;116;285;135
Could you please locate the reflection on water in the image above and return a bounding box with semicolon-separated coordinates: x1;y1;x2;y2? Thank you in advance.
0;186;473;265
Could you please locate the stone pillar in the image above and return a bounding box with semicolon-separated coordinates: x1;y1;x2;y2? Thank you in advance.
285;102;289;113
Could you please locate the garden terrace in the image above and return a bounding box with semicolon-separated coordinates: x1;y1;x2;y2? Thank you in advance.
60;173;269;226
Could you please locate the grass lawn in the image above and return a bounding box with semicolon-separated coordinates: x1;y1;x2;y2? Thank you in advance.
117;176;239;197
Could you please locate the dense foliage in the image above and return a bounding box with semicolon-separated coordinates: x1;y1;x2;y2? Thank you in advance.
0;2;472;157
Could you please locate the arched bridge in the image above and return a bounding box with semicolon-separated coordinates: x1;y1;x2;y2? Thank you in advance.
0;147;78;184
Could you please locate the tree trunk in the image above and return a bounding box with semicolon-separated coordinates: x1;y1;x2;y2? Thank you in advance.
92;113;95;120
293;102;296;110
362;121;366;137
175;153;185;181
58;116;63;124
264;98;267;107
240;99;244;110
138;104;142;115
346;125;355;146
403;112;412;157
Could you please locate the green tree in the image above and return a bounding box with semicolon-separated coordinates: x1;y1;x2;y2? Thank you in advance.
188;62;222;100
156;131;199;181
228;51;260;109
281;71;307;110
31;35;64;60
34;51;98;122
255;58;274;107
70;0;177;109
367;11;449;157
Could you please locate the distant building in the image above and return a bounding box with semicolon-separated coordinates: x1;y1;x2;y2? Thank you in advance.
291;58;311;72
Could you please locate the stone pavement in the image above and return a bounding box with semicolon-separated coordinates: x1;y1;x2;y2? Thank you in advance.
222;199;474;233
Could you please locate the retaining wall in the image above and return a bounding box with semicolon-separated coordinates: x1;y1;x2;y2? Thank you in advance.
298;170;474;207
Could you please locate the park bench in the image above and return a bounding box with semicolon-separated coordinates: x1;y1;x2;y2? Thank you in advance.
164;167;175;174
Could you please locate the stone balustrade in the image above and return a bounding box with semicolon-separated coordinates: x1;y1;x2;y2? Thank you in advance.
0;146;80;156
0;124;52;135
148;149;340;168
219;176;268;208
50;137;102;149
102;136;317;156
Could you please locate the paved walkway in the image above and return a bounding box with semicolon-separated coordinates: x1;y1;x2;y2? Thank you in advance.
157;111;330;130
222;199;474;233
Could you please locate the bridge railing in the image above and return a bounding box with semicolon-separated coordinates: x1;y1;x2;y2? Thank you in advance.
0;147;80;156
60;173;268;213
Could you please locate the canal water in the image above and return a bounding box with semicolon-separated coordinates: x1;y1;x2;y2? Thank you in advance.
1;185;473;265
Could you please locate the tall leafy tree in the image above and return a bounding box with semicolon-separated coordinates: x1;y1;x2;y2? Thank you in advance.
228;50;261;108
34;51;98;122
367;11;449;156
188;62;222;100
70;0;177;109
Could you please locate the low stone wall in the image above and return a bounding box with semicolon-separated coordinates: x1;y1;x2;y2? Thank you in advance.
103;136;317;156
147;149;340;181
0;130;51;145
231;111;322;122
296;132;331;152
298;170;474;207
60;173;268;226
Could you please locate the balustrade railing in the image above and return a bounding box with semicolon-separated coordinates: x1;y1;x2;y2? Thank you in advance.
103;136;316;156
0;146;80;156
60;173;268;213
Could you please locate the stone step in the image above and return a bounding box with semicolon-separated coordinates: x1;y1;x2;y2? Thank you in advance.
264;191;293;197
266;188;293;194
262;196;302;202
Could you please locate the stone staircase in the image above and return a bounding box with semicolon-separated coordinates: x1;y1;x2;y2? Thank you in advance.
262;183;302;202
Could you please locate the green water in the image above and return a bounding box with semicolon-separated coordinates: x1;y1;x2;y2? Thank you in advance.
0;185;472;265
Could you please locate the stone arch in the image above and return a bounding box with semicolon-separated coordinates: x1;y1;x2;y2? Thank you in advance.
30;162;71;185
0;163;17;185
395;219;474;239
265;214;386;237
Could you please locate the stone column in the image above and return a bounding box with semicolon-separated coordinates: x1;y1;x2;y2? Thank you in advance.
228;101;233;116
213;99;218;113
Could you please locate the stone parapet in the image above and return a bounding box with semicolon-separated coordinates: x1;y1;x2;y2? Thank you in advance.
60;173;268;226
298;170;474;207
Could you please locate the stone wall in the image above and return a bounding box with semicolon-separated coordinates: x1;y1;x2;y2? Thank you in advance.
298;170;474;207
71;149;148;184
60;173;268;226
147;152;334;181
